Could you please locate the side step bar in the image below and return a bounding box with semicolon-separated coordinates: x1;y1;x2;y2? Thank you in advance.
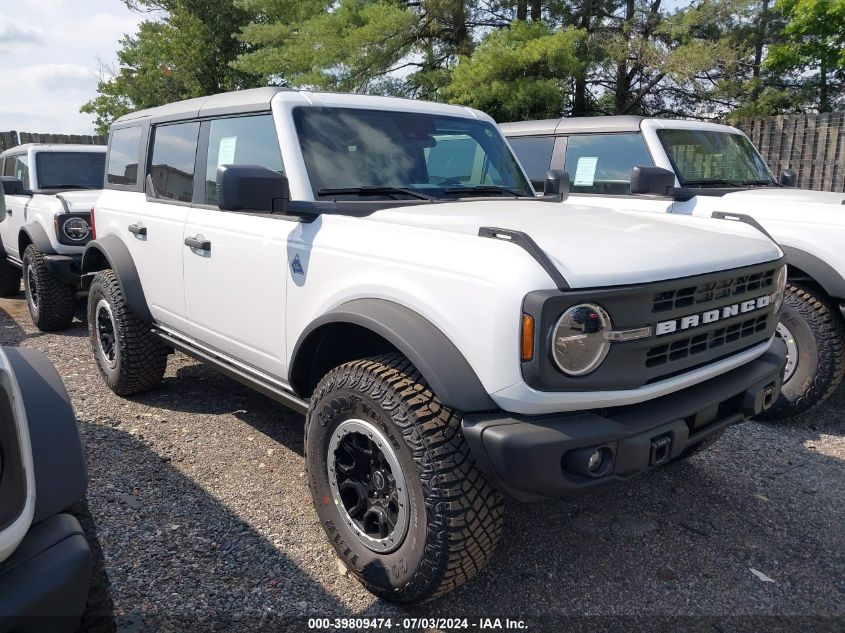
153;329;309;415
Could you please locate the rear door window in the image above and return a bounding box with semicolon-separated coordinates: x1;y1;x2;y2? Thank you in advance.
563;133;653;195
149;122;200;203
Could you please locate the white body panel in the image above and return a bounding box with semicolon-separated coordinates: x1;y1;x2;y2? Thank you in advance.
0;348;37;564
94;93;784;416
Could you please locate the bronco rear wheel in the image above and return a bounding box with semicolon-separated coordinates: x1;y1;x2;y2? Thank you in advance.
305;353;504;603
87;269;168;395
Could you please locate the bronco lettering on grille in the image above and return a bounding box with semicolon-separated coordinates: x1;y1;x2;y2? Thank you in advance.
655;295;771;336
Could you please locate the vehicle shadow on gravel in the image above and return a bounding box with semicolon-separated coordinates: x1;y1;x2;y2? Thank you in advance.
77;419;363;632
130;357;307;456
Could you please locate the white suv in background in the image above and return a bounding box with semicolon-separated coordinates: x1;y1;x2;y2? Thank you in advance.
82;88;786;602
502;117;845;418
0;144;105;331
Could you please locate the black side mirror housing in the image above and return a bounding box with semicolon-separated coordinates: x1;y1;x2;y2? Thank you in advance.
1;177;29;196
779;169;797;187
630;166;675;196
217;165;289;213
543;169;569;202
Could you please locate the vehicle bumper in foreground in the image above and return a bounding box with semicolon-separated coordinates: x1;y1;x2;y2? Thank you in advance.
42;254;83;287
463;339;787;502
0;513;92;633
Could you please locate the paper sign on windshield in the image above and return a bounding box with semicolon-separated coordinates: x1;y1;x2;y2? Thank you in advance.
573;157;598;186
218;137;237;166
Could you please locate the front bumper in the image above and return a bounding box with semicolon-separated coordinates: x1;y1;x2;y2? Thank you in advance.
42;254;83;287
0;513;92;633
463;339;787;502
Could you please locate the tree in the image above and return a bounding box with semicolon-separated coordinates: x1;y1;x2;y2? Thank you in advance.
443;21;586;120
81;0;261;133
766;0;845;111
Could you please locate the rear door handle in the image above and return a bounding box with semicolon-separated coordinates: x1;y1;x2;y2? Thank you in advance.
184;235;211;252
128;223;147;236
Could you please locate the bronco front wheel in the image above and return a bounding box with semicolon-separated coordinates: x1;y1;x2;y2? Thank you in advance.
305;353;504;603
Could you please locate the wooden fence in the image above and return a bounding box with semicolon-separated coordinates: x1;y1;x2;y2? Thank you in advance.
0;131;106;153
736;113;845;193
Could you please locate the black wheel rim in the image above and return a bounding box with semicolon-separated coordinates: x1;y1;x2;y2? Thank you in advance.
25;265;38;311
95;299;117;367
328;419;409;553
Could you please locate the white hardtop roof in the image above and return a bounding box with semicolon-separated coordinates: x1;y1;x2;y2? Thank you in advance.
500;116;743;136
0;143;106;158
114;87;490;126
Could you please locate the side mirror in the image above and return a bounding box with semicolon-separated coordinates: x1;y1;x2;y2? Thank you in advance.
543;169;569;202
217;165;289;213
630;166;675;196
779;169;797;187
1;177;28;196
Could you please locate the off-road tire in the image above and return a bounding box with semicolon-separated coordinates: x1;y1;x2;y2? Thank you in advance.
761;284;845;420
70;500;116;633
0;254;21;297
305;353;504;604
669;430;723;464
87;269;167;395
23;244;76;331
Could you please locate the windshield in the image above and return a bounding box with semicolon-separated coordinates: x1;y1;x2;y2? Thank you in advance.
35;152;106;189
656;129;774;187
293;107;533;199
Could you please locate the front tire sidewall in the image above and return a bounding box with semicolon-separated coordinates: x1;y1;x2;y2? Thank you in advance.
87;273;127;391
307;391;429;599
765;286;844;419
23;245;75;331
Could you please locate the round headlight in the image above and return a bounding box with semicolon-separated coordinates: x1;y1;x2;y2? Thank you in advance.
772;264;787;314
552;304;612;376
63;217;90;241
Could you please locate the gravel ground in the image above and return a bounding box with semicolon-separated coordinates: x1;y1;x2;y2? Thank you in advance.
1;294;843;632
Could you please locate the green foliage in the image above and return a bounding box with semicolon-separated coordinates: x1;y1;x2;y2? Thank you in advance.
443;22;585;120
80;0;261;133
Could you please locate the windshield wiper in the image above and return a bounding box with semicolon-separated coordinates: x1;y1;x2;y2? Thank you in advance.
443;185;523;198
683;178;748;188
317;186;434;201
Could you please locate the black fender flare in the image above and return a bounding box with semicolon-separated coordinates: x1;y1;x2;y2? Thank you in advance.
781;245;845;301
4;347;87;523
81;235;153;322
290;299;496;412
19;222;54;255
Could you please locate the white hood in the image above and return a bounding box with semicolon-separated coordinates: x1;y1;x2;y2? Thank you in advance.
716;188;845;226
366;199;783;288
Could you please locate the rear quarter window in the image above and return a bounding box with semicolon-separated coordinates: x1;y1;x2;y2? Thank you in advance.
107;126;144;187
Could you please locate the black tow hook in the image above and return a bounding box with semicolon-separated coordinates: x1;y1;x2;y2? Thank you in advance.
649;435;672;466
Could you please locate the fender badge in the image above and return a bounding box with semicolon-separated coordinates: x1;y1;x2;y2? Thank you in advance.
291;254;304;275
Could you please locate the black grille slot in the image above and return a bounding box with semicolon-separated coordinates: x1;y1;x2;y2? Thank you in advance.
646;315;769;368
653;269;775;313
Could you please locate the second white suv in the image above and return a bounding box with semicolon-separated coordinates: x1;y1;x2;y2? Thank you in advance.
0;144;105;331
502;117;845;418
82;88;786;602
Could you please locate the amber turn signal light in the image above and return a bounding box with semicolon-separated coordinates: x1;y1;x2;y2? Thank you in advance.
521;314;534;362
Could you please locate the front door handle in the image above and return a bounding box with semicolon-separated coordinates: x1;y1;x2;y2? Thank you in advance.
185;235;211;252
128;223;147;236
6;208;11;215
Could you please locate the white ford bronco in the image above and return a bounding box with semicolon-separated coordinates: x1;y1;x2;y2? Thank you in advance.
0;144;106;331
502;117;845;419
83;88;786;602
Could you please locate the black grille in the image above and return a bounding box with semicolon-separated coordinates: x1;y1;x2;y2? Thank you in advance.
646;314;769;368
653;268;775;313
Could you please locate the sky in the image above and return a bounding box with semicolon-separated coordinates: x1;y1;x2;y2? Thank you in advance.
0;0;146;135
